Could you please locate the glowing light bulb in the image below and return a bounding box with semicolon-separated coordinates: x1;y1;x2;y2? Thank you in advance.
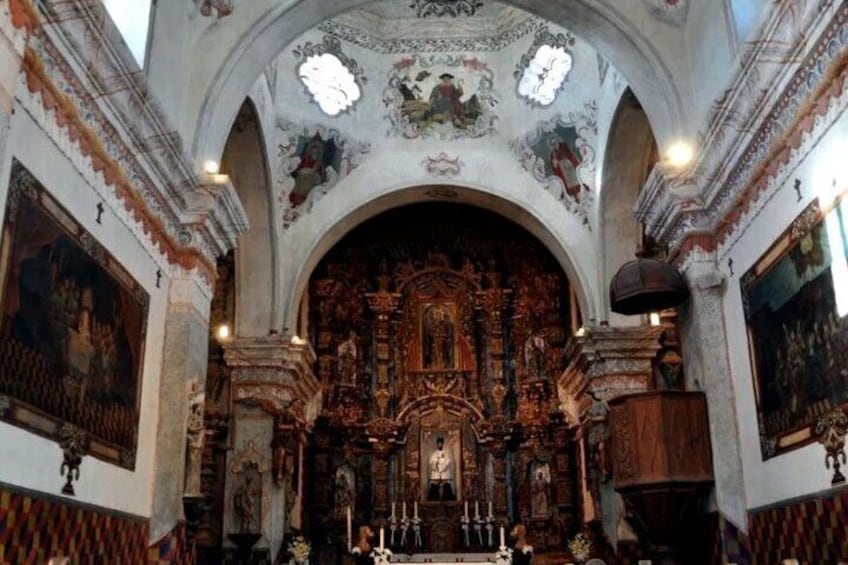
666;141;694;168
216;324;230;340
649;312;662;326
203;160;220;175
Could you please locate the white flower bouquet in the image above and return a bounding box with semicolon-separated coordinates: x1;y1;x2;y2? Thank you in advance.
288;535;311;564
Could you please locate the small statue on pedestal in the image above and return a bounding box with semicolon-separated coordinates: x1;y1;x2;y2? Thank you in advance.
511;524;533;565
351;526;375;565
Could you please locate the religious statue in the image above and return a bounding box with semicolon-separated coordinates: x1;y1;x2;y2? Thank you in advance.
233;473;259;533
524;332;547;378
337;330;358;384
531;466;551;518
427;436;455;500
352;526;375;565
511;524;533;565
184;380;205;496
423;305;454;369
335;467;354;518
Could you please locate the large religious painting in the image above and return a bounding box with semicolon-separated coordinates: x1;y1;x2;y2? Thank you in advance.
511;107;597;227
0;162;148;469
742;196;848;459
421;427;461;502
384;54;499;139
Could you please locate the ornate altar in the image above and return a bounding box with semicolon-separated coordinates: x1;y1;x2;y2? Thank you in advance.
305;204;581;554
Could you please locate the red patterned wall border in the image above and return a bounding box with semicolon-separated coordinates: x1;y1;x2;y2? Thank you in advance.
748;487;848;564
0;485;193;565
18;47;216;283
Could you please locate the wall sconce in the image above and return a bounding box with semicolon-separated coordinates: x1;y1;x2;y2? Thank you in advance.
649;312;661;326
216;324;231;341
203;160;220;175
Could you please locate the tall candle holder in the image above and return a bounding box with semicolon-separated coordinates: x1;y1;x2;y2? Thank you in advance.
472;515;484;547
412;515;423;548
460;514;471;547
389;514;398;547
485;515;494;547
399;515;410;547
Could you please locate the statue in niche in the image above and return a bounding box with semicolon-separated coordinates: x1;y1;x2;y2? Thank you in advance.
337;330;358;384
427;436;456;501
524;332;547;378
531;464;551;518
184;379;205;496
233;470;259;533
335;466;355;517
423;304;455;369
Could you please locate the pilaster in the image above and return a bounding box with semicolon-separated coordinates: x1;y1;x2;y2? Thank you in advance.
222;335;321;560
678;251;747;532
151;274;213;543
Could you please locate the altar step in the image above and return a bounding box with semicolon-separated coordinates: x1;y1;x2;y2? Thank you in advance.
391;553;492;564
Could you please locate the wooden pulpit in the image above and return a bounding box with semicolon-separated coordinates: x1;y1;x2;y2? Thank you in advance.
608;391;714;547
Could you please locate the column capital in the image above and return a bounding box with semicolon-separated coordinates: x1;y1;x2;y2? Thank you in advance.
223;336;321;426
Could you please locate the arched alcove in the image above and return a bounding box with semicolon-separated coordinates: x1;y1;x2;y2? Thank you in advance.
599;88;658;324
220;100;279;337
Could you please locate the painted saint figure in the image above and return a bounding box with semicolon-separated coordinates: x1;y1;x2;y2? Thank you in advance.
549;138;588;203
427;436;456;500
429;73;464;125
289;134;335;207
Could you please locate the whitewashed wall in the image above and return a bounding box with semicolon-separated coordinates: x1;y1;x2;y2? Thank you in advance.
720;106;848;510
0;101;170;518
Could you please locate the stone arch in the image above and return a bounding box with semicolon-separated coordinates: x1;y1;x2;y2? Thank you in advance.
190;0;687;166
220;98;280;336
598;88;658;324
277;180;600;336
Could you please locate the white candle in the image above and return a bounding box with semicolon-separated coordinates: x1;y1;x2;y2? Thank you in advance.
475;500;479;518
464;500;469;518
380;527;385;550
402;501;407;519
488;501;493;518
346;505;352;549
391;502;396;518
414;501;418;519
499;526;505;547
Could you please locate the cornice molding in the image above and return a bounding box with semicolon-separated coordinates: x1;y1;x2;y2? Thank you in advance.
636;1;847;264
13;0;248;283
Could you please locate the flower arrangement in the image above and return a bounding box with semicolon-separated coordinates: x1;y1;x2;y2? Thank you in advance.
567;533;592;562
491;546;512;565
288;535;311;564
373;545;393;565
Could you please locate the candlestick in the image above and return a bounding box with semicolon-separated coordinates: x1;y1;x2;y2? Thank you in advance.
414;501;418;519
499;525;505;548
488;501;493;518
402;501;407;520
464;500;469;518
380;527;385;550
391;502;396;518
346;505;352;549
474;500;479;518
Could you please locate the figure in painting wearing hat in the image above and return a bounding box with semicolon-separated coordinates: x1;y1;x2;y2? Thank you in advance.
429;73;464;125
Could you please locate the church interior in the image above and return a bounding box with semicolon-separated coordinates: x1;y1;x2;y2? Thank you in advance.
0;0;846;564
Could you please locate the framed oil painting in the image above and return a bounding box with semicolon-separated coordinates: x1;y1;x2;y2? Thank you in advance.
0;161;148;469
741;196;848;459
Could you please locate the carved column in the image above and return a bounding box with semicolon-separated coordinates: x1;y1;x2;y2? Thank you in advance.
365;287;401;418
475;288;511;415
366;418;405;520
558;325;664;547
223;336;321;562
479;417;516;519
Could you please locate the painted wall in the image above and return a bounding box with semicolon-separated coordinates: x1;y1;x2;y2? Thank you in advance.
719;104;848;510
0;95;169;519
